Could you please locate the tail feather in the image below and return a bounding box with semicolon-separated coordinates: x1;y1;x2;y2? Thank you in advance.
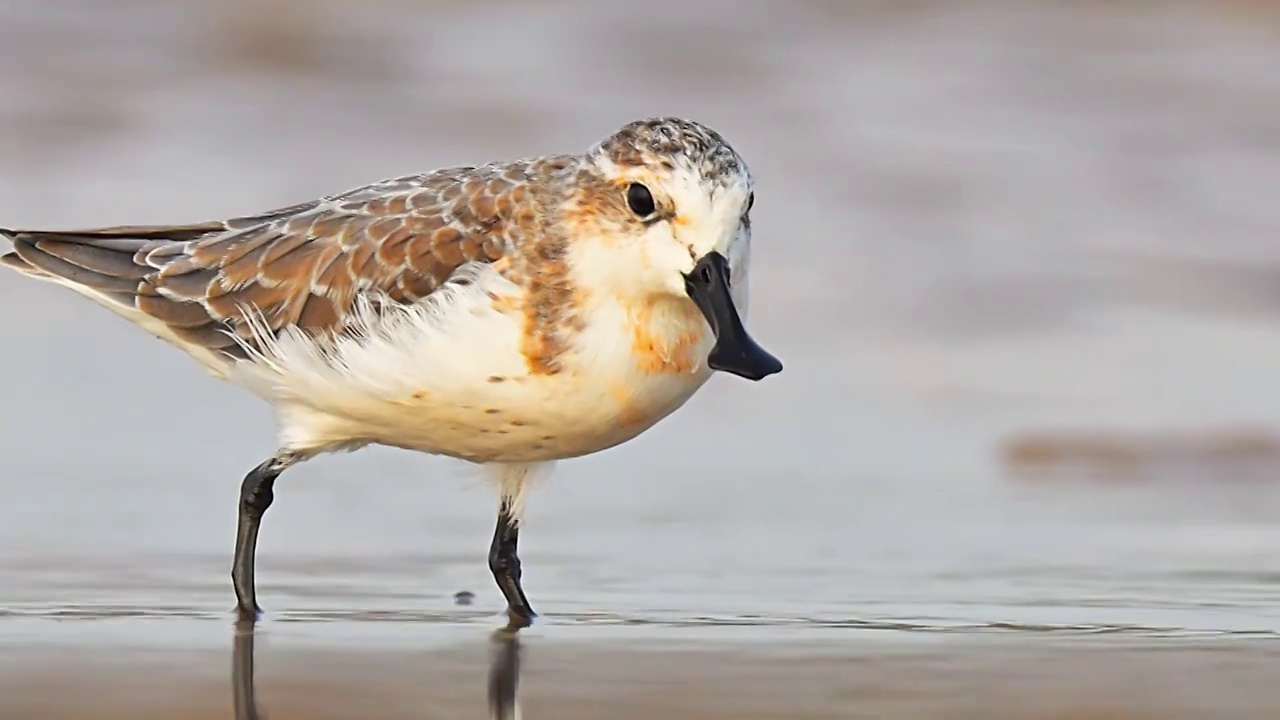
0;249;34;274
1;229;48;280
21;237;150;280
1;222;224;293
0;228;24;266
5;223;223;243
0;222;242;376
7;236;145;294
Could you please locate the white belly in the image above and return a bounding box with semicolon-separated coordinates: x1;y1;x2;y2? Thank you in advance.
228;267;715;463
272;359;710;463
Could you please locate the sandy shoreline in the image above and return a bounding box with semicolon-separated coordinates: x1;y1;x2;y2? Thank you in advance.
2;622;1278;720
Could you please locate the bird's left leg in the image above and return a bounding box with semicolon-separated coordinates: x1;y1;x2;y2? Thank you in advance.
485;462;551;629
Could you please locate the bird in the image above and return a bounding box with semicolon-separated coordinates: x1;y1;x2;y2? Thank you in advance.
0;116;783;627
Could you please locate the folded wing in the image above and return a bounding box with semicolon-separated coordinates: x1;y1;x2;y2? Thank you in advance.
0;163;552;362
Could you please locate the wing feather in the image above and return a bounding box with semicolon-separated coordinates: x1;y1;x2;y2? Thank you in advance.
0;159;571;362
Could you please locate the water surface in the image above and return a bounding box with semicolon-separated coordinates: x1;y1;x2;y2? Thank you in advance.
1;0;1279;649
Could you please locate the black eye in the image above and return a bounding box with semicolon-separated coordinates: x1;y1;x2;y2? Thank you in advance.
626;183;656;218
746;192;755;214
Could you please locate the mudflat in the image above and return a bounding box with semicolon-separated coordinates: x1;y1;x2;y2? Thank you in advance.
1;620;1277;720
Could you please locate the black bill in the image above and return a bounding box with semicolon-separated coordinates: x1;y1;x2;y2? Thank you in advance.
682;251;783;381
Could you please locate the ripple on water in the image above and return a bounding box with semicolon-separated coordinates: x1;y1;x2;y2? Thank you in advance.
2;603;1278;645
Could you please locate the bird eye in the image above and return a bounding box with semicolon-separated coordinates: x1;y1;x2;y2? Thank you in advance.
626;183;657;219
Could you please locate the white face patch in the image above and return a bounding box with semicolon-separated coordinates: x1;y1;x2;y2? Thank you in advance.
568;121;755;305
663;166;753;275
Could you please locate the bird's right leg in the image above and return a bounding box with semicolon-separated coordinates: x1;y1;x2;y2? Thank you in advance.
489;497;536;628
232;451;298;621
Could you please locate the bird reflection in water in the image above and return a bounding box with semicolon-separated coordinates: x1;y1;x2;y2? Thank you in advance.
232;620;262;720
488;630;523;720
231;620;524;720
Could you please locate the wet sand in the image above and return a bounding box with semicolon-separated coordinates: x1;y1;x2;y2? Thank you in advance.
1;621;1278;720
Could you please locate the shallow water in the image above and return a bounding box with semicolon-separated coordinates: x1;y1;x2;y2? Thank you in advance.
1;0;1279;675
5;628;1278;719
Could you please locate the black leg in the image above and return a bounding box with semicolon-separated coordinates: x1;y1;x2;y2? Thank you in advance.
232;453;295;621
488;500;536;628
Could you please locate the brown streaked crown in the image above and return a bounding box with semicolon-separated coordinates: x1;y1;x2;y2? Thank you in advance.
593;117;749;185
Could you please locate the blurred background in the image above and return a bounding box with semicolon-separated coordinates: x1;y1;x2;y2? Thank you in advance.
1;0;1279;636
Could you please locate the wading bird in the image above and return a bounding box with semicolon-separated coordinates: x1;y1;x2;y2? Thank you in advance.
1;117;782;626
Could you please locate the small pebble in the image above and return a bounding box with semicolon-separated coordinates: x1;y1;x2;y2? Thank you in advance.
454;590;476;606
